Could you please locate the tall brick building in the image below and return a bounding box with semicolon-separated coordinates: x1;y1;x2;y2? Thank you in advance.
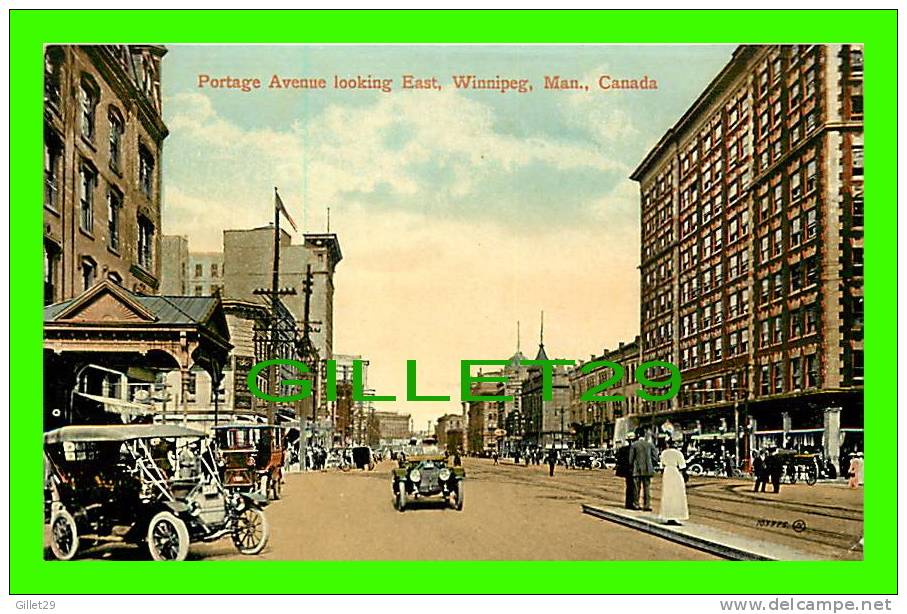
631;45;863;468
44;45;168;304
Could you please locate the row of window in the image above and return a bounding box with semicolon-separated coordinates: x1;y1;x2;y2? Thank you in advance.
680;289;750;338
679;328;749;370
194;263;221;278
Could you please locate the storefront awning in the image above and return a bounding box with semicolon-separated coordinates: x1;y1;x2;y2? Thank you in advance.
74;392;156;416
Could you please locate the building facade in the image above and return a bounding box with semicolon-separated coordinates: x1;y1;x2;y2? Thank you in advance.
631;45;864;468
159;235;189;295
435;412;466;454
44;45;168;305
569;336;642;448
520;338;571;449
373;411;412;445
466;375;503;455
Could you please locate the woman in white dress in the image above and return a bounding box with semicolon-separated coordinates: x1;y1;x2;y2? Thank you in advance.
659;441;689;525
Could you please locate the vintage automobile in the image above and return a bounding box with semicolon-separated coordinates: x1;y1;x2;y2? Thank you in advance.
44;424;269;561
392;441;465;512
213;423;284;500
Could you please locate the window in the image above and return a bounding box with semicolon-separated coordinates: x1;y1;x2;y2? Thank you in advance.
852;143;864;176
760;319;770;346
791;357;802;390
774;228;783;256
78;78;97;141
44;134;62;210
851;82;863;117
773;316;783;343
139;145;155;198
773;184;783;211
852;184;864;226
760;236;770;262
791;217;803;246
853;247;864;276
44;240;60;305
853;296;864;327
107;272;122;286
728;331;738;355
805;69;816;98
791;170;802;200
773;272;784;299
791;308;803;338
211;263;219;278
44;46;63;107
81;257;97;291
773;361;783;393
194;285;204;296
107;188;121;251
729;293;739;316
805;354;818;388
789;81;801;108
740;328;749;352
805;257;819;286
195;264;203;278
108;108;124;172
790;261;803;291
79;164;96;233
806;159;817;192
137;216;155;271
759;277;769;304
714;337;723;361
850;47;863;73
760;365;770;395
805;208;817;239
805;303;818;334
852;350;864;381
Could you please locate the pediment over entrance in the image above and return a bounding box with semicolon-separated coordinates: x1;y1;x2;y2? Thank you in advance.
51;281;158;323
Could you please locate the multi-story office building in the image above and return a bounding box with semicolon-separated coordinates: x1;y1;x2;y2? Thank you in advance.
466;375;503;454
373;411;412;445
44;45;168;304
569;336;642;447
187;252;224;297
435;412;466;454
631;45;863;467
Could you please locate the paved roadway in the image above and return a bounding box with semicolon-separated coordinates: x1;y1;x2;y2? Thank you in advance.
53;458;862;560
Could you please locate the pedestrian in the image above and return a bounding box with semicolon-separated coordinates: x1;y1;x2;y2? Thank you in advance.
492;450;499;465
848;452;864;488
454;449;462;467
524;451;530;466
766;447;783;493
547;448;557;477
514;450;521;465
752;450;769;493
629;427;659;511
658;440;689;525
615;435;636;509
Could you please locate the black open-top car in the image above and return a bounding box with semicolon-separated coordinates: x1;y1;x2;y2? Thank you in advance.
392;441;464;512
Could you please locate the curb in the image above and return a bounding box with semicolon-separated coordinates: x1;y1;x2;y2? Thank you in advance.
581;504;783;561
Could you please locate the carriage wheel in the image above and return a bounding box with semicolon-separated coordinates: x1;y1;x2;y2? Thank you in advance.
232;507;269;555
452;482;464;511
147;511;189;561
687;464;704;477
50;509;80;561
806;471;818;486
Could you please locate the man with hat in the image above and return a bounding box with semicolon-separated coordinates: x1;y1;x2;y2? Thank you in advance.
615;433;636;509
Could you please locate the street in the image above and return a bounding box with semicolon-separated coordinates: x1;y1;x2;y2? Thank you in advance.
49;458;862;561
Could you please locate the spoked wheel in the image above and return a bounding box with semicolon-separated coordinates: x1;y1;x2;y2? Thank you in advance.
395;488;407;512
806;471;818;486
147;511;189;561
50;509;80;561
232;507;269;555
687;464;704;477
452;482;464;511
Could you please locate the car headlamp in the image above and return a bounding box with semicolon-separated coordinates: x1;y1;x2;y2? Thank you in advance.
438;468;452;481
409;468;422;482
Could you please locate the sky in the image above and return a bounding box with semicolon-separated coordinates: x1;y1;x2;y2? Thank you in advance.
159;44;736;427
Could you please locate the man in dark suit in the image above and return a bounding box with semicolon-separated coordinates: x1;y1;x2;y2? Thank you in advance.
615;435;636;509
752;450;769;493
766;447;783;493
629;427;660;511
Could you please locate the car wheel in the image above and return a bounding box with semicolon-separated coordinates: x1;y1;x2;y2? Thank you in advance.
687;464;704;477
232;507;269;555
50;508;79;561
147;511;190;561
453;482;464;511
396;488;407;512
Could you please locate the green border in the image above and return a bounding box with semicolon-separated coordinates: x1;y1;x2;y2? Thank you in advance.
10;9;897;595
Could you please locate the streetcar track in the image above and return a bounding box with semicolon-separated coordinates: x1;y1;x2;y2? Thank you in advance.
467;463;861;555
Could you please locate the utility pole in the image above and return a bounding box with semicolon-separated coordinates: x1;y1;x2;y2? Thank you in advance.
253;188;297;425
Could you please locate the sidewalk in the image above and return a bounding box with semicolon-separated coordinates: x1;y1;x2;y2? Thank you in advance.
582;504;818;561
